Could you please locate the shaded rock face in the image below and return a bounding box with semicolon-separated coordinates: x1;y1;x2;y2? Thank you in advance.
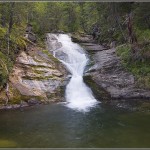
25;24;36;43
0;44;68;109
25;33;36;43
73;35;150;100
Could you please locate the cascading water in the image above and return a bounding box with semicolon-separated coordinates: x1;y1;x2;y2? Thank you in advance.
48;34;98;112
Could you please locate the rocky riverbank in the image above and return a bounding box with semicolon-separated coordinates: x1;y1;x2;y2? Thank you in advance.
72;34;150;100
0;41;68;110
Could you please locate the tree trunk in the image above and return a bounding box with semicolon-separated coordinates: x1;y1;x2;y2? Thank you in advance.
7;2;15;55
1;4;6;27
111;3;126;42
8;2;15;34
127;13;137;44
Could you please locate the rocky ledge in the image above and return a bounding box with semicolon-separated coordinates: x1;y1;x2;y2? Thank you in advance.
0;43;68;110
72;34;150;100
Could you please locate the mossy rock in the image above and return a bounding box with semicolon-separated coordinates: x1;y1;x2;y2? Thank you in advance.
42;50;60;63
83;75;111;101
22;75;58;81
0;90;7;104
8;84;40;105
46;85;66;102
0;84;45;106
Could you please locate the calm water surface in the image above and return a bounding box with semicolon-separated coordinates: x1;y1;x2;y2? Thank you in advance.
0;103;150;148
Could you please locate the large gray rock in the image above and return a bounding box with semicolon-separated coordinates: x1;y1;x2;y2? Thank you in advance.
86;47;150;99
75;35;150;100
0;44;68;108
12;49;67;100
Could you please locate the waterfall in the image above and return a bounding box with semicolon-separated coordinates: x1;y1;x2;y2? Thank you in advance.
48;34;98;112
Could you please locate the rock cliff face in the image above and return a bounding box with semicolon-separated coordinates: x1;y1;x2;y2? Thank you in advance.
0;43;68;109
72;34;150;100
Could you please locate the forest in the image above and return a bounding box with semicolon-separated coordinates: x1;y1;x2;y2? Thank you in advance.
0;2;150;92
0;2;150;148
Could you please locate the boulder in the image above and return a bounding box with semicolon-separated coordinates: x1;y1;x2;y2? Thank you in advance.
25;33;36;43
0;44;68;109
25;23;36;43
72;34;150;100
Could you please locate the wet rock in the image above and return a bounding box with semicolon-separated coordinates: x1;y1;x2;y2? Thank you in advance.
75;34;150;100
55;50;69;62
86;48;150;99
25;23;33;33
71;34;95;43
46;34;62;52
110;41;116;48
83;75;111;101
57;30;65;34
27;98;40;105
0;103;28;110
20;101;29;107
25;24;36;43
25;33;36;43
81;43;106;52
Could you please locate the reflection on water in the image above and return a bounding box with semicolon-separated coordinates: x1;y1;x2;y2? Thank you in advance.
0;103;150;148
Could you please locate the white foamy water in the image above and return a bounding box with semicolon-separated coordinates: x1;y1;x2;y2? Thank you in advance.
48;34;98;112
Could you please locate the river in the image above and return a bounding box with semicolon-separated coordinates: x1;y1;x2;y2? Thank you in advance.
0;34;150;148
0;103;150;148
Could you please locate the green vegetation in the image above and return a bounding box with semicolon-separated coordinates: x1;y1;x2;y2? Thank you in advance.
22;75;59;81
0;2;150;90
0;51;13;90
116;44;150;89
42;50;60;63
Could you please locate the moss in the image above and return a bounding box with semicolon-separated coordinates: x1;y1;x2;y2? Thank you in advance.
136;29;150;43
0;90;7;104
116;44;150;89
42;49;60;63
86;61;95;68
22;75;60;81
37;37;46;49
116;44;131;62
0;51;13;88
8;85;23;104
0;84;46;105
33;69;47;74
46;86;65;102
26;64;53;69
42;49;49;55
32;57;43;63
0;139;18;148
48;53;60;63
